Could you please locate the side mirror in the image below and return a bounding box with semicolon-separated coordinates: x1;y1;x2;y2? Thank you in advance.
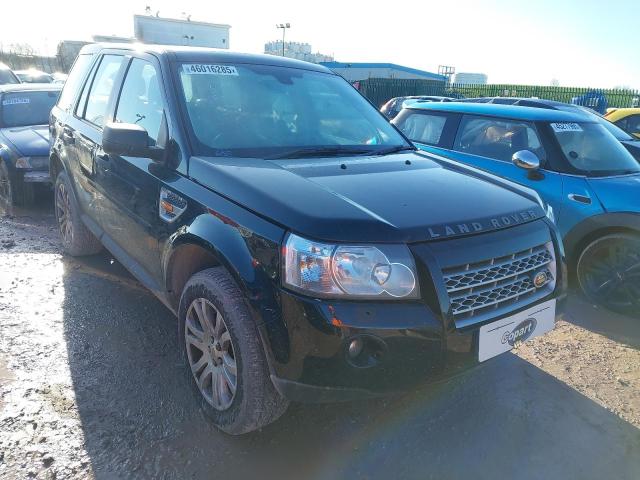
103;122;164;161
512;150;540;171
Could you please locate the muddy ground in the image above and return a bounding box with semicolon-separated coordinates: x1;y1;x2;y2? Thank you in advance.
0;198;639;480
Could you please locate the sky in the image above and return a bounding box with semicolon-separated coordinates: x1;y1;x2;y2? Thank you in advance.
2;0;639;88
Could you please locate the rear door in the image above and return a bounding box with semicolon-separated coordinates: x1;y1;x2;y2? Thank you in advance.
69;54;126;225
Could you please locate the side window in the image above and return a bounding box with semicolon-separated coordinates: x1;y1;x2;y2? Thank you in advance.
75;60;99;118
57;54;94;111
114;59;164;143
453;115;547;163
83;55;124;128
396;112;448;146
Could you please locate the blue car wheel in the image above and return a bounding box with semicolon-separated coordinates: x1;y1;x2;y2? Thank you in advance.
577;233;640;317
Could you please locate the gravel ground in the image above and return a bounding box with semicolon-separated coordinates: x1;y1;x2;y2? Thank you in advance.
0;201;639;480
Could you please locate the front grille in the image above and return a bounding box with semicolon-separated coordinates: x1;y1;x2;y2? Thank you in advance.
442;243;555;325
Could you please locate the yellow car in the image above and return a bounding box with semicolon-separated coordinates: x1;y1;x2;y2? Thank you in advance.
605;108;640;139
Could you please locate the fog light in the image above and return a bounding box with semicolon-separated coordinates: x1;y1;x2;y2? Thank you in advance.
348;338;364;358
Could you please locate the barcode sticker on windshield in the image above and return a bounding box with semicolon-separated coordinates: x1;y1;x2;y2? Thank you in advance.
551;122;582;133
2;97;30;106
182;64;238;76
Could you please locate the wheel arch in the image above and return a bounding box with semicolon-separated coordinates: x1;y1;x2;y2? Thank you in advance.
162;213;287;373
563;212;640;274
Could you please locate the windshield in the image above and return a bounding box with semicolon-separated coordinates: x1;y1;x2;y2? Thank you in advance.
0;68;19;85
177;63;409;158
0;90;60;127
550;122;640;175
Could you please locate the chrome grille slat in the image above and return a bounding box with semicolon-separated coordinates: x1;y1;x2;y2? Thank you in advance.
443;246;552;293
442;242;555;324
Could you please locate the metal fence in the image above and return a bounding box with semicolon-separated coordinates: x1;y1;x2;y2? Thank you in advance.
357;78;640;109
0;52;63;73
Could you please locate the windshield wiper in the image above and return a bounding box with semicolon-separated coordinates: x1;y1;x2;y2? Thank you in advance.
265;146;375;160
369;145;416;156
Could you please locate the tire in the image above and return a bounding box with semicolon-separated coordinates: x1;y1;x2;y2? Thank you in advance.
577;233;640;317
178;267;288;434
0;161;14;207
54;170;103;256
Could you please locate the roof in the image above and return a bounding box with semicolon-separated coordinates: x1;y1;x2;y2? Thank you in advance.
81;43;332;74
405;101;593;122
0;83;62;93
319;62;446;81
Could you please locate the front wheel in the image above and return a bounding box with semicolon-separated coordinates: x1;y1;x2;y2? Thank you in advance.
577;233;640;316
178;267;288;434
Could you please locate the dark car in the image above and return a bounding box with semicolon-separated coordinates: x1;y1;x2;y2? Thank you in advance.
0;84;61;205
50;44;565;434
14;69;54;84
381;95;455;119
394;101;640;315
462;97;640;160
0;62;20;85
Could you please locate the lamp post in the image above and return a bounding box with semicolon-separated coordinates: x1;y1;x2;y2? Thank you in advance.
276;23;290;57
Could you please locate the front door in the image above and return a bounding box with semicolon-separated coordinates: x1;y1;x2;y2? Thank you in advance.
93;56;169;284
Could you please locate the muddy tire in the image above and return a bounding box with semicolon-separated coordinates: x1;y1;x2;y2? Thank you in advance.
54;170;102;256
178;267;288;434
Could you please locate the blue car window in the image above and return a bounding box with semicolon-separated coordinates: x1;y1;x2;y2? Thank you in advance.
115;59;164;144
396;112;447;146
454;115;547;163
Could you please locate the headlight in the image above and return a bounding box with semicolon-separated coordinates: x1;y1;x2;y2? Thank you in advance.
15;157;32;169
283;233;419;299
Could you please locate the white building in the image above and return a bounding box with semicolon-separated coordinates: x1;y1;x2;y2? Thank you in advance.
133;15;230;49
454;72;488;85
264;41;333;64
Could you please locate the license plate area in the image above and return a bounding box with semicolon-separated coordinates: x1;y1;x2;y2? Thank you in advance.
478;299;556;362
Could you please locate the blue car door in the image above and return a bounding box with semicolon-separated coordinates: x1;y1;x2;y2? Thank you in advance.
413;114;602;238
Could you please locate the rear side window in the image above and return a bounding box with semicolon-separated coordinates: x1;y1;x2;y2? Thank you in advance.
114;59;164;144
57;54;93;111
453;115;547;163
620;115;640;133
395;111;448;146
83;55;124;128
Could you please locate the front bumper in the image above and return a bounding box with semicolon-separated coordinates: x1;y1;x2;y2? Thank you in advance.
267;289;565;402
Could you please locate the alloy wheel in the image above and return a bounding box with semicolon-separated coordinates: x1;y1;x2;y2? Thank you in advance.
578;236;640;314
55;181;73;245
185;298;238;410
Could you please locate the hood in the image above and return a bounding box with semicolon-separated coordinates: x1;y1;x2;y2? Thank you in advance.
587;173;640;213
189;152;544;243
0;125;50;157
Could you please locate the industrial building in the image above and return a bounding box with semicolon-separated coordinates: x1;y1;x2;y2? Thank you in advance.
453;72;488;85
319;62;446;82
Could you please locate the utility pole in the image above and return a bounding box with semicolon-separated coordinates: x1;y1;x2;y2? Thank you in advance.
276;23;290;57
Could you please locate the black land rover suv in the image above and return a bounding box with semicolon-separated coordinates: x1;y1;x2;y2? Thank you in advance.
50;44;566;434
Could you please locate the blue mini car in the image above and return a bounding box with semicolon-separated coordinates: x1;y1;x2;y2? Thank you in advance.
393;102;640;315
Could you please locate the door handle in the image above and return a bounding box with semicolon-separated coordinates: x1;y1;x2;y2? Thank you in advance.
96;153;110;162
568;193;592;205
